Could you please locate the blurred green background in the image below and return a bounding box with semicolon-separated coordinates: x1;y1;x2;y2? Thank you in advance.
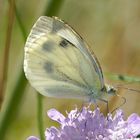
0;0;140;140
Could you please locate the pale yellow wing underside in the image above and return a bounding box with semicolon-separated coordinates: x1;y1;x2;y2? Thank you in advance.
24;16;104;101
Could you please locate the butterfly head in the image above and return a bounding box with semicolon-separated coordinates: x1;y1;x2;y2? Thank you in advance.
103;84;117;95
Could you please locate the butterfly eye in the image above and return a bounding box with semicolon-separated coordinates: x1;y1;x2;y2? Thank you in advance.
108;88;117;94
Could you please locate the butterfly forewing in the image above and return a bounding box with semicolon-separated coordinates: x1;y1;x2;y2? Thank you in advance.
24;16;104;101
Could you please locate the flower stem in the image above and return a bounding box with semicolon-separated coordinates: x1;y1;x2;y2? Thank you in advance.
44;0;65;16
107;73;140;83
0;1;28;139
0;0;15;107
14;2;27;40
37;94;44;140
0;70;27;139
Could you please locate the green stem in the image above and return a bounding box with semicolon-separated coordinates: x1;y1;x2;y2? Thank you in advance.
37;94;44;140
0;1;28;139
107;73;140;83
0;70;27;139
14;2;27;41
0;0;15;107
137;134;140;138
44;0;65;16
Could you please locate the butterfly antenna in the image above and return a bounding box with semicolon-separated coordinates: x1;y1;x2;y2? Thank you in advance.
111;93;126;113
114;85;140;93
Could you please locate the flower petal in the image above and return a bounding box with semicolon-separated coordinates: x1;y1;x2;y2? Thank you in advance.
47;109;65;124
127;113;140;136
45;127;59;139
27;136;40;140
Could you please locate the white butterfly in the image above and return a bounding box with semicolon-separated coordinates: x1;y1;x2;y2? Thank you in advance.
24;16;117;103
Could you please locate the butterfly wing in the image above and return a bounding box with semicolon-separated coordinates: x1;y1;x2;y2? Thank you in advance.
24;16;104;101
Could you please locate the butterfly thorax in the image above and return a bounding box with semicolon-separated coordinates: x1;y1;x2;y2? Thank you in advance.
88;85;117;102
88;88;103;101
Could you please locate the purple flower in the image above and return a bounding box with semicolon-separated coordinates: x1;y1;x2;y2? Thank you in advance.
27;136;40;140
27;107;140;140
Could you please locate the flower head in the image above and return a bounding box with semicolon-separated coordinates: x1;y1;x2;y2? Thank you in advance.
27;107;140;140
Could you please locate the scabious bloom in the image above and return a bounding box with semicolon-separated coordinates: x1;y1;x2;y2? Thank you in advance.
27;107;140;140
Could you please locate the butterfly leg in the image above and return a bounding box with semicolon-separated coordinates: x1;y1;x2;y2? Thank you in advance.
111;93;126;113
89;96;99;109
98;98;109;113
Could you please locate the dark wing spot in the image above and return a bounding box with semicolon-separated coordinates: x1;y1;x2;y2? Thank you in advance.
59;39;69;48
44;61;54;73
42;41;55;51
59;39;75;48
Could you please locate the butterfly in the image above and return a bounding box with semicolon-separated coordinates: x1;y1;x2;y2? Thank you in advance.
24;16;117;104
